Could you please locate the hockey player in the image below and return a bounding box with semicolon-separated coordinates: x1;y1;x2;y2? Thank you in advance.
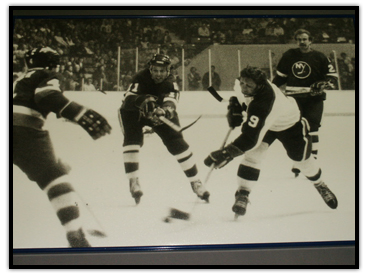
204;66;338;217
118;53;209;204
272;29;338;177
13;47;112;247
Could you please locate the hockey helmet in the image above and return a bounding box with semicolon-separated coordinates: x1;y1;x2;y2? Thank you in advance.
149;54;171;67
25;47;60;69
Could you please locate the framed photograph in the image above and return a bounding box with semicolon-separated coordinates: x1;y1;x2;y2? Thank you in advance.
11;7;357;266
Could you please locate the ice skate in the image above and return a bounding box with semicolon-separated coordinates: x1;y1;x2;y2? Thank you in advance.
314;181;338;209
130;178;143;204
191;180;210;202
291;167;300;178
232;189;250;217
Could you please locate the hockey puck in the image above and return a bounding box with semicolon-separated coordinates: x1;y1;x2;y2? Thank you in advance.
163;217;172;223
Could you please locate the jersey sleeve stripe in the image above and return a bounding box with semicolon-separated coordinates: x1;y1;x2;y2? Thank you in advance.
276;70;288;78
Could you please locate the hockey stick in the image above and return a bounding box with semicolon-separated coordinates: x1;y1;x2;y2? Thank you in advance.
207;86;228;103
204;127;233;183
284;81;335;95
164;127;233;223
159;115;202;133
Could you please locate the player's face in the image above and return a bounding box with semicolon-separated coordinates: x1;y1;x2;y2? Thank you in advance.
239;77;257;97
150;65;169;83
296;33;312;52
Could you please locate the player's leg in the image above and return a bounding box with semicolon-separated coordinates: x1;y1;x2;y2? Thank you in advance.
154;117;209;202
13;126;106;247
232;138;272;216
280;119;337;209
304;99;324;157
119;107;144;204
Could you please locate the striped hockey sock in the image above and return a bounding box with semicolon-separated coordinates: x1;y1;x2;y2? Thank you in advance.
123;145;140;179
175;148;199;182
43;175;105;247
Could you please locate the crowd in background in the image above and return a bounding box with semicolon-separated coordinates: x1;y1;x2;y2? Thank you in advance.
12;17;355;91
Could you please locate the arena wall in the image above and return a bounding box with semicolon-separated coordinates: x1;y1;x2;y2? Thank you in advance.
63;90;356;123
176;44;355;91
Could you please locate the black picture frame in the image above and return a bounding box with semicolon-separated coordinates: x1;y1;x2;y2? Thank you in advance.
11;6;358;267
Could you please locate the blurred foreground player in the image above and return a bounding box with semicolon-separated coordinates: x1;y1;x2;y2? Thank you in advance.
272;29;338;177
118;54;209;204
204;66;337;217
13;47;112;247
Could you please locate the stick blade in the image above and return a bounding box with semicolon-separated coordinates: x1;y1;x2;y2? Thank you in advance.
207;86;223;102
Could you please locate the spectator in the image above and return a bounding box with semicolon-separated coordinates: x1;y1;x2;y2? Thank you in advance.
213;30;226;44
265;23;276;37
100;19;112;34
274;24;285;43
225;29;234;44
122;71;133;90
73;64;84;90
152;29;164;44
93;65;110;91
82;78;97;91
168;66;182;89
202;65;221;91
140;36;150;49
62;65;79;91
187;66;201;91
162;31;172;45
339;52;355;89
198;22;210;37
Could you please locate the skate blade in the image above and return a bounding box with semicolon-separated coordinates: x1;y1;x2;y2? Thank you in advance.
199;191;210;203
132;191;143;204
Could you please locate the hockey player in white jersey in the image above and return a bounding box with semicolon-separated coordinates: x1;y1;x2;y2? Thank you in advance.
204;66;338;217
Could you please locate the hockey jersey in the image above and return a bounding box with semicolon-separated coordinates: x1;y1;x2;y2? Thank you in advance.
123;68;179;110
13;68;63;118
275;48;337;96
13;68;70;129
232;79;300;152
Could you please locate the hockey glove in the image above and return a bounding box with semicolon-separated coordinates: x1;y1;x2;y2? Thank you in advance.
227;96;243;128
162;101;176;119
310;81;328;96
135;95;158;119
204;144;244;169
60;101;112;140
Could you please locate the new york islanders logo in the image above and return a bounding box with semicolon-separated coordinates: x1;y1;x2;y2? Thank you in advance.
292;61;311;79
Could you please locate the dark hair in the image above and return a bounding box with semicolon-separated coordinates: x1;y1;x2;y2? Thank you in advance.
240;66;268;85
294;29;313;41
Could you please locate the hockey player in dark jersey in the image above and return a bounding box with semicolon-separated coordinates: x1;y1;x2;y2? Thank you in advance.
13;47;112;247
272;29;338;177
204;66;337;217
118;54;209;204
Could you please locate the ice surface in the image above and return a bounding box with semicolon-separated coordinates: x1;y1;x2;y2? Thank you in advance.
13;91;355;249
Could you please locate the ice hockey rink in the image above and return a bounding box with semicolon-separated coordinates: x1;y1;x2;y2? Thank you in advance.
12;90;355;250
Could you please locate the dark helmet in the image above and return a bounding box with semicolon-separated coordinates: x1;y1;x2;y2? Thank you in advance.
149;53;171;67
25;47;60;69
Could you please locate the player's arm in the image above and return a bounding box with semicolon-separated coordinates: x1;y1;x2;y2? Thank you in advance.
272;52;290;87
272;74;288;87
204;99;271;169
161;86;180;119
35;77;111;140
310;55;339;95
